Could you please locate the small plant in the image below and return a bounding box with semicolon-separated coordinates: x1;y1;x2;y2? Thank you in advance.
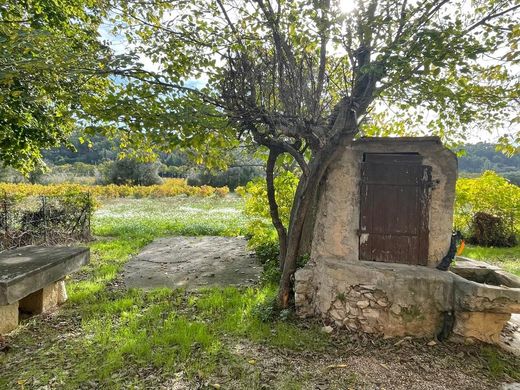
297;253;310;268
400;305;425;322
336;292;346;303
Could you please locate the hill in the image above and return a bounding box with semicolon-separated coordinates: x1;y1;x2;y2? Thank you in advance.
457;143;520;185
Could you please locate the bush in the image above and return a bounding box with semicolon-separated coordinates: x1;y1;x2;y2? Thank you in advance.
454;171;519;245
239;171;298;250
188;166;263;191
469;212;517;247
106;158;163;186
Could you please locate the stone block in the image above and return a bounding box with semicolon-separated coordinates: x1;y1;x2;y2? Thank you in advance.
19;282;60;314
356;300;370;309
453;311;511;344
57;280;68;304
294;284;308;295
294;268;313;283
390;304;401;315
0;302;19;334
364;293;375;301
362;308;381;321
329;309;345;321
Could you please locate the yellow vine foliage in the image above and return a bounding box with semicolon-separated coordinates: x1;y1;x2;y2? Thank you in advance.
454;171;520;236
0;179;229;199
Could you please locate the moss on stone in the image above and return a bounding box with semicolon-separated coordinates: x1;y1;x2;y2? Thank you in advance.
400;306;425;322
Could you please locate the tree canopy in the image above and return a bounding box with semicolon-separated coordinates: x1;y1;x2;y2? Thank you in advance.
0;0;113;173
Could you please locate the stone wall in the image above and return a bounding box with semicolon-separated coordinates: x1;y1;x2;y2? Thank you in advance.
296;259;454;337
293;137;518;343
295;257;520;342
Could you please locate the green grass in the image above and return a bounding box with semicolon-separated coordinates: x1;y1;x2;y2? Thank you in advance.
0;195;329;389
463;245;520;277
481;346;520;380
1;196;519;389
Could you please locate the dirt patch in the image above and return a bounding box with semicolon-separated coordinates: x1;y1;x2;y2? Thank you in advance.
158;334;519;390
122;236;262;289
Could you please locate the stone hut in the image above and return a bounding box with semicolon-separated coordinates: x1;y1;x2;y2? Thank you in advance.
295;136;520;343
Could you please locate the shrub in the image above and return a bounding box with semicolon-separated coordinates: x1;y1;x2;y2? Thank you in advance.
106;158;163;186
469;212;517;247
188;166;263;191
454;171;519;245
240;171;298;250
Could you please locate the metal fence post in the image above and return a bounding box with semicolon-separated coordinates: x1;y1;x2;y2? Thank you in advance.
87;192;91;237
2;191;8;236
42;196;47;244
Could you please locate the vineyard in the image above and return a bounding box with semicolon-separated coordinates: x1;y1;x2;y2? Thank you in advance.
0;179;229;199
0;180;230;250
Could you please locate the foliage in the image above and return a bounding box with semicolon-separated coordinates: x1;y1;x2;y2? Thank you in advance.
39;133;264;189
188;166;263;191
454;171;520;243
457;143;520;174
104;158;163;186
109;0;519;145
0;179;229;200
469;212;517;247
42;132;118;165
457;143;520;185
238;171;298;250
0;0;113;173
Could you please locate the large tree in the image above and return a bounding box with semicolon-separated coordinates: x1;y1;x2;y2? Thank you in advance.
103;0;519;306
0;0;113;173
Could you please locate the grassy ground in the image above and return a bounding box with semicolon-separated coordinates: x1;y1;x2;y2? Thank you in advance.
463;245;520;277
0;196;519;389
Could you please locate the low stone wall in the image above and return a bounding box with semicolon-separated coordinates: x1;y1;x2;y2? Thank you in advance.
296;258;453;337
295;257;520;343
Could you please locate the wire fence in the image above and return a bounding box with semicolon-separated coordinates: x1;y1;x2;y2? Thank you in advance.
0;192;93;251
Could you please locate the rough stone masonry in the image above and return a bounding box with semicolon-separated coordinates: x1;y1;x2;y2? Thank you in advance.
295;137;520;344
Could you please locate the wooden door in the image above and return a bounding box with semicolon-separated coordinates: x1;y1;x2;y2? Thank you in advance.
359;153;432;265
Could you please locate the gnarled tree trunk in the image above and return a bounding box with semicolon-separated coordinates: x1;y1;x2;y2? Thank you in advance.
265;148;288;270
277;106;360;307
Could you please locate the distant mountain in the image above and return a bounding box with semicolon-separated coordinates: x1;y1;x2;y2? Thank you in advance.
457;143;520;185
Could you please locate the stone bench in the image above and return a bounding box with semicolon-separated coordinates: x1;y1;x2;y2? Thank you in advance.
0;246;89;334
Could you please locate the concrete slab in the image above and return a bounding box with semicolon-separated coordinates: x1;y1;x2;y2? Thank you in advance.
123;236;261;290
0;246;89;305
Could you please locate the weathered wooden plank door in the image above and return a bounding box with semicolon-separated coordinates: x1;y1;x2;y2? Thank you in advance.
359;153;432;265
